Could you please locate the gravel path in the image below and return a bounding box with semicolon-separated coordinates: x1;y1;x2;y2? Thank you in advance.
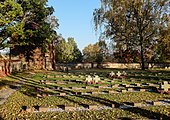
0;87;17;105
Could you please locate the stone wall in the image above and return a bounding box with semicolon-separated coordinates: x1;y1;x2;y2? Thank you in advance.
0;59;28;77
56;62;170;70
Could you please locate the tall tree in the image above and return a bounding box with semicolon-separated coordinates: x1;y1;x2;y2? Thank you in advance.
157;22;170;62
55;37;82;63
68;37;82;63
9;0;58;64
93;0;170;69
55;38;74;63
0;0;24;50
83;42;100;63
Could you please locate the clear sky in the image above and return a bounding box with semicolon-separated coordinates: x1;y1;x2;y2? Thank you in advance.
47;0;100;51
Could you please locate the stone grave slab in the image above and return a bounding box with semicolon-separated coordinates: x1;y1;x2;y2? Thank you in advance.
119;89;127;93
39;106;49;112
89;91;99;95
33;105;40;112
71;92;77;95
55;86;62;90
83;86;94;89
26;107;33;112
69;87;77;90
37;93;42;98
85;104;98;110
135;83;141;87
141;83;149;87
46;75;54;78
59;93;66;96
111;84;119;88
60;105;76;111
130;79;136;82
125;84;130;87
139;88;147;92
148;83;155;86
152;101;161;106
95;85;105;88
127;88;134;91
104;90;116;94
133;102;142;107
39;80;46;84
42;93;48;97
56;81;65;84
108;103;119;108
125;102;142;107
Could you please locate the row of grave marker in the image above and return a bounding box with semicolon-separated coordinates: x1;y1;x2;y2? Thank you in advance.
22;99;170;113
39;81;168;90
36;87;160;98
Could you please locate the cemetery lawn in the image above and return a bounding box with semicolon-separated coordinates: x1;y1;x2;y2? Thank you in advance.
0;69;170;119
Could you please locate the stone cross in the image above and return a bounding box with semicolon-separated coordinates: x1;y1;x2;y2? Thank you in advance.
122;71;127;76
93;75;100;83
160;81;170;91
110;71;115;77
85;75;92;83
117;71;121;77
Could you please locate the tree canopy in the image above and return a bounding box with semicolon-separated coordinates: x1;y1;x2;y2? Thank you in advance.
55;37;82;63
0;0;59;61
93;0;170;69
0;0;24;49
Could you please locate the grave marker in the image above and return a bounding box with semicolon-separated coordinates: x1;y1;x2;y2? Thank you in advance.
85;75;93;84
109;71;115;78
59;93;66;96
61;105;76;111
160;81;170;91
39;107;49;112
152;101;161;106
87;104;98;110
117;71;121;77
104;90;116;94
93;75;100;84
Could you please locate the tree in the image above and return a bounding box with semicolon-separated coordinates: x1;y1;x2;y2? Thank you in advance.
83;42;100;63
8;0;58;69
157;22;170;62
67;37;82;63
55;37;82;63
55;38;74;63
0;0;24;50
93;0;170;69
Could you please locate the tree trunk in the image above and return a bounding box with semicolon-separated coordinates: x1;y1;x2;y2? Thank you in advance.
140;44;145;70
51;40;56;70
140;36;145;70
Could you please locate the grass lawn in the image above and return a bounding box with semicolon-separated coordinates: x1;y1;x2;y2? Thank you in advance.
0;68;170;119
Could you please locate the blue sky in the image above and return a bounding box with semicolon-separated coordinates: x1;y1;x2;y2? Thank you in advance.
47;0;100;51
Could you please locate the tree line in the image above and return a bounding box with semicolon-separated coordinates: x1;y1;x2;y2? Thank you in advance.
0;0;170;70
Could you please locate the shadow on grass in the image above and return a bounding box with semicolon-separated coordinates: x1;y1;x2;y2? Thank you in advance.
82;95;170;119
0;79;18;89
6;70;170;119
60;91;170;119
122;107;170;119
